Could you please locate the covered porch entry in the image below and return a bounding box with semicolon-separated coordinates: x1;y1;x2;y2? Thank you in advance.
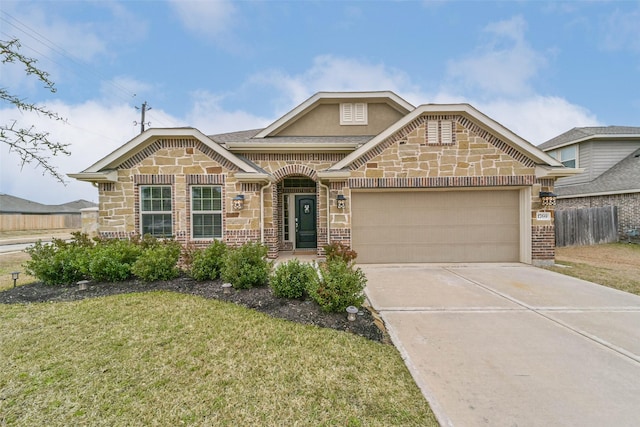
277;176;319;254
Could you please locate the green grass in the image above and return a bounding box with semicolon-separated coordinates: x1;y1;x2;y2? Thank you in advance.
0;252;36;292
0;292;437;426
547;243;640;296
546;260;640;296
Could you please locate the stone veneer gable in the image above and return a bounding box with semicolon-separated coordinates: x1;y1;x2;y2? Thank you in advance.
350;114;536;171
118;138;239;171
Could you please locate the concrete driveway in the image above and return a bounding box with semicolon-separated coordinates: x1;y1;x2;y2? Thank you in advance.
362;263;640;427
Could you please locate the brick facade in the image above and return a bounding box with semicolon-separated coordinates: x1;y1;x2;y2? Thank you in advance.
557;193;640;236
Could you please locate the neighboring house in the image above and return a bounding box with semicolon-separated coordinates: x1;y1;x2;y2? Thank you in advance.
538;126;640;236
69;91;578;265
0;193;96;231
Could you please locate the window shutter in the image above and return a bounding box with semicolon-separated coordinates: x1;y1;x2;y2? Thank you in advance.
441;121;453;144
341;103;353;123
354;103;367;123
427;120;439;144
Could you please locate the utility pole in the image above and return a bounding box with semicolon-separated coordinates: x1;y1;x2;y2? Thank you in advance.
134;101;151;133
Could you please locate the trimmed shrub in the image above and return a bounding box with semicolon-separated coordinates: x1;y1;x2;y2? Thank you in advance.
323;242;358;265
189;240;228;281
131;240;182;282
24;234;94;286
309;259;367;313
88;239;143;282
221;242;271;289
270;259;317;299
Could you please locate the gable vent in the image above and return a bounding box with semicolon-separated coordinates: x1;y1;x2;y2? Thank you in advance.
341;103;367;125
441;121;453;145
426;119;455;145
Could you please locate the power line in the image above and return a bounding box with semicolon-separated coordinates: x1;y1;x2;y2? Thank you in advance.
1;11;182;130
0;12;136;102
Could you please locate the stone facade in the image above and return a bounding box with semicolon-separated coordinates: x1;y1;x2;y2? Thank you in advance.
87;108;560;265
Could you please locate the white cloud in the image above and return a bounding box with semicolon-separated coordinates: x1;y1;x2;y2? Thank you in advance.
1;102;140;204
168;0;237;39
446;15;546;98
186;90;271;134
247;55;421;115
601;7;640;52
1;1;147;91
475;96;600;145
1;9;105;81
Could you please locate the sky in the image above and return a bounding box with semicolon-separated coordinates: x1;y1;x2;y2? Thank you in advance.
1;0;639;205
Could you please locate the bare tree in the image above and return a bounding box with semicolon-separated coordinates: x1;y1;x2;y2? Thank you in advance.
1;38;70;183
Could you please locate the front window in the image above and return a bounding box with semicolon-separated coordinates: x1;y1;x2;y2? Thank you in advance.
283;194;290;241
191;186;222;239
550;145;577;168
140;186;172;237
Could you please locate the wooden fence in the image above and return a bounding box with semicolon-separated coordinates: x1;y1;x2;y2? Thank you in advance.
555;206;618;247
0;213;81;231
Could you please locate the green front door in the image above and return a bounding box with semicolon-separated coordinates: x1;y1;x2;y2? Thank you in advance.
295;195;317;249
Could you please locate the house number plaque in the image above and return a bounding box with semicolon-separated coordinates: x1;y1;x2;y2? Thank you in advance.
536;212;551;221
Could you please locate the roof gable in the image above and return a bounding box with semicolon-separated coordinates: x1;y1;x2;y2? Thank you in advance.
69;128;259;182
539;126;640;151
254;91;414;138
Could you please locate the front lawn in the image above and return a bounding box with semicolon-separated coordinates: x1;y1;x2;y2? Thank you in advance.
546;243;640;296
0;292;436;426
0;252;36;292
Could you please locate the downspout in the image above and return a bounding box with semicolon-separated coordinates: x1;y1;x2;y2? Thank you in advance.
319;181;331;246
260;181;272;244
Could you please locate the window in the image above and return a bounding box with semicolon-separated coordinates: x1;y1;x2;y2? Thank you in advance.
191;186;222;239
140;186;172;237
550;145;577;168
283;177;316;188
283;195;290;241
340;103;367;125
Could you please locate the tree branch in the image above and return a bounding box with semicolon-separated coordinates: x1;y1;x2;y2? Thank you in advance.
1;38;70;184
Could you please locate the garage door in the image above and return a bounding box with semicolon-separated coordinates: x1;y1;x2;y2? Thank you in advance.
351;190;520;263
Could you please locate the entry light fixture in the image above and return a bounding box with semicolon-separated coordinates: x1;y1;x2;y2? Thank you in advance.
336;194;347;209
539;191;557;207
232;194;245;210
11;271;19;288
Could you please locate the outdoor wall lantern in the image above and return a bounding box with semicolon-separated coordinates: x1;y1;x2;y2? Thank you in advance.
336;194;347;209
539;191;557;207
11;271;19;288
346;306;358;322
232;194;245;210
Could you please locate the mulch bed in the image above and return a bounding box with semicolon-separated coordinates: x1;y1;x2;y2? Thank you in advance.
0;275;388;343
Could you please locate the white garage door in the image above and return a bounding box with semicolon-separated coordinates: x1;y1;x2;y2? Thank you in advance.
351;190;520;263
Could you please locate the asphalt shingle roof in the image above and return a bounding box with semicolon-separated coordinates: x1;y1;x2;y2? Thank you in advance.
538;126;640;150
0;194;96;214
555;148;640;197
208;129;373;145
